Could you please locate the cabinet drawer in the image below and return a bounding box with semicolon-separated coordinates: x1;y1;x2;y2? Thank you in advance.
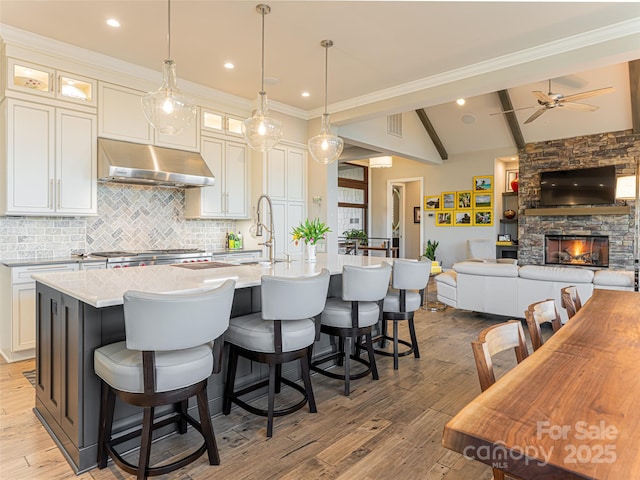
12;263;79;284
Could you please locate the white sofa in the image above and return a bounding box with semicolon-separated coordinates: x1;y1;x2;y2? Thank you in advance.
435;261;634;323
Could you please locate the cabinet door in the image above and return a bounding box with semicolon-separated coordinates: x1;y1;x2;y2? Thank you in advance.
98;83;152;144
287;148;306;202
199;137;225;216
155;112;199;151
56;109;97;214
6;99;55;214
12;283;36;351
225;140;248;218
267;146;287;200
288;202;306;255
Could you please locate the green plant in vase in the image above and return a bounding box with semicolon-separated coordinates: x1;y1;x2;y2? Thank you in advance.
342;228;368;245
424;239;439;261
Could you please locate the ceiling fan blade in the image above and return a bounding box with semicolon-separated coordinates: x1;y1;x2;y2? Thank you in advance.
561;87;615;103
524;108;547;124
532;90;553;103
489;105;536;116
559;102;599;112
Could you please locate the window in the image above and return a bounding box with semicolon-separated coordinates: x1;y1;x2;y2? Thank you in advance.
338;163;368;236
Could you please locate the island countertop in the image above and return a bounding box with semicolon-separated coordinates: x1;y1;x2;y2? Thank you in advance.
32;253;391;308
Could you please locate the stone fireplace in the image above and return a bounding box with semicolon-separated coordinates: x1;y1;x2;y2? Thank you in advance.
517;129;640;270
545;235;609;267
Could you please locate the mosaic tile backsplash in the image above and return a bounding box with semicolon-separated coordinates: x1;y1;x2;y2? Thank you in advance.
0;184;234;260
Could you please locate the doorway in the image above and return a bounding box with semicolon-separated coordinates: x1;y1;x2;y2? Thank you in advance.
387;177;423;259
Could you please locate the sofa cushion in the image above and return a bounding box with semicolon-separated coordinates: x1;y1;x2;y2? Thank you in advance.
435;270;457;287
593;270;634;288
518;265;594;283
453;261;519;277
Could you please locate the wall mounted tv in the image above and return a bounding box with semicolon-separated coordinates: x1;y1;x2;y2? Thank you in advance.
539;166;617;206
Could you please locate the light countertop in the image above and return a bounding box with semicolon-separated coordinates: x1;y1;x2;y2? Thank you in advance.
32;254;392;308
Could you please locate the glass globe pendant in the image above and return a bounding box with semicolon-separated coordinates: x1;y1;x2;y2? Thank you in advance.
142;59;196;135
141;0;196;135
242;4;283;152
308;40;343;165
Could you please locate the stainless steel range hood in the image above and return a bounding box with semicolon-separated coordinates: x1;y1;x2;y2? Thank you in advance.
97;138;215;188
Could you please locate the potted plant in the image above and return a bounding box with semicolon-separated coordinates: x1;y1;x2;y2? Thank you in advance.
291;218;331;261
342;228;368;246
424;239;439;261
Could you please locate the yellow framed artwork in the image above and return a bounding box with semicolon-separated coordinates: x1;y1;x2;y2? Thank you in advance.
457;191;472;209
473;210;494;226
454;210;473;226
473;192;493;209
424;194;440;210
441;191;456;210
473;175;493;192
436;211;452;226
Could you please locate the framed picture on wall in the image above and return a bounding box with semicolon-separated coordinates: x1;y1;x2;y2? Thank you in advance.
473;175;494;192
454;210;472;226
441;192;456;210
436;211;452;226
473;192;493;209
414;207;421;223
424;195;440;210
474;210;494;226
457;191;472;209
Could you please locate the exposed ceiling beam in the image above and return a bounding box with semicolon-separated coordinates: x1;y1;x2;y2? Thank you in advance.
630;60;640;134
497;90;526;150
415;109;448;160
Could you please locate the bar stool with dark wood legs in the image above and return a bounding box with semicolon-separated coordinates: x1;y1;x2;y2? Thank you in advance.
311;262;392;396
94;280;235;480
223;269;330;437
375;258;430;369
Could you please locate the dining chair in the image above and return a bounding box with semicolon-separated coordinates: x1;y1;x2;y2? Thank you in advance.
311;262;392;396
525;299;562;351
94;280;235;480
223;269;330;437
471;319;529;480
375;258;430;369
561;286;583;319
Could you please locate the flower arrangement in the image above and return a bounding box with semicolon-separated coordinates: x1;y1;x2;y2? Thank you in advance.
291;218;331;245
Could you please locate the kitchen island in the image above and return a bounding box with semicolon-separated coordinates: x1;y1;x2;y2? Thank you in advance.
32;253;389;474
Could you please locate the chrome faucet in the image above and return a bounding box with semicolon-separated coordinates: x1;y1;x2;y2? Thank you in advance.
255;194;276;264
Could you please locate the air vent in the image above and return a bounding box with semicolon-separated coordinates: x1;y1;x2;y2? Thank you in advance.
387;114;402;137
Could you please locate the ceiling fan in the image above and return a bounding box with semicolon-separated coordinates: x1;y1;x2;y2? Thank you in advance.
495;80;615;124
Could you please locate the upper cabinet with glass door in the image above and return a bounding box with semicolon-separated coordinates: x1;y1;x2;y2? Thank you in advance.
202;109;244;137
8;58;97;107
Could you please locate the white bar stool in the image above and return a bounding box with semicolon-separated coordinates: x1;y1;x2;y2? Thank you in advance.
94;280;235;480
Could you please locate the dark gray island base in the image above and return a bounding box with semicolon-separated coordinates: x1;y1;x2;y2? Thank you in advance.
34;282;288;474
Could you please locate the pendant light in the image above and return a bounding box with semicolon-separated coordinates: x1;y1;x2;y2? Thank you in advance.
242;4;283;152
141;0;196;135
369;156;393;168
308;40;344;165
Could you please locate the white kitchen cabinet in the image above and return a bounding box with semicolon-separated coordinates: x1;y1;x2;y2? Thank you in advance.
98;82;199;151
185;135;249;219
0;263;79;362
266;144;307;256
1;98;97;216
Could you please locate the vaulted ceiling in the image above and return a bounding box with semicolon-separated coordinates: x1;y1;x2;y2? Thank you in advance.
2;1;639;158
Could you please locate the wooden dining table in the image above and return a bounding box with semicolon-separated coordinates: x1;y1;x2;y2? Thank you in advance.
442;289;640;479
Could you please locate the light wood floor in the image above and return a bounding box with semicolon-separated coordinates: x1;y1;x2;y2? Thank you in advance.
0;302;543;480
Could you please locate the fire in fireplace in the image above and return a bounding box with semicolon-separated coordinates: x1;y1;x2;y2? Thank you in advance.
545;235;609;267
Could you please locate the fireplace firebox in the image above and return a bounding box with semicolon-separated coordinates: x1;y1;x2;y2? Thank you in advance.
545;235;609;267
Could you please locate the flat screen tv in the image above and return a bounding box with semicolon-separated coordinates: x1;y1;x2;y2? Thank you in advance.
539;166;617;206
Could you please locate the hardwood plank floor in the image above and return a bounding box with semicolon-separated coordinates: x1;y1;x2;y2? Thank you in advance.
0;300;547;480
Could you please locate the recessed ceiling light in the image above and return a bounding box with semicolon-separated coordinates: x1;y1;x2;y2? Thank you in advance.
461;114;475;124
224;62;234;69
106;18;120;28
301;92;310;97
456;98;466;106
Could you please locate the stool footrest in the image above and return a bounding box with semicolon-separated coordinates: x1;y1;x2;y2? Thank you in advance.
229;377;309;418
371;334;415;358
311;354;373;381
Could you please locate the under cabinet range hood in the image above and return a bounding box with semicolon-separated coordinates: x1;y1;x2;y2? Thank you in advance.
97;138;215;188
